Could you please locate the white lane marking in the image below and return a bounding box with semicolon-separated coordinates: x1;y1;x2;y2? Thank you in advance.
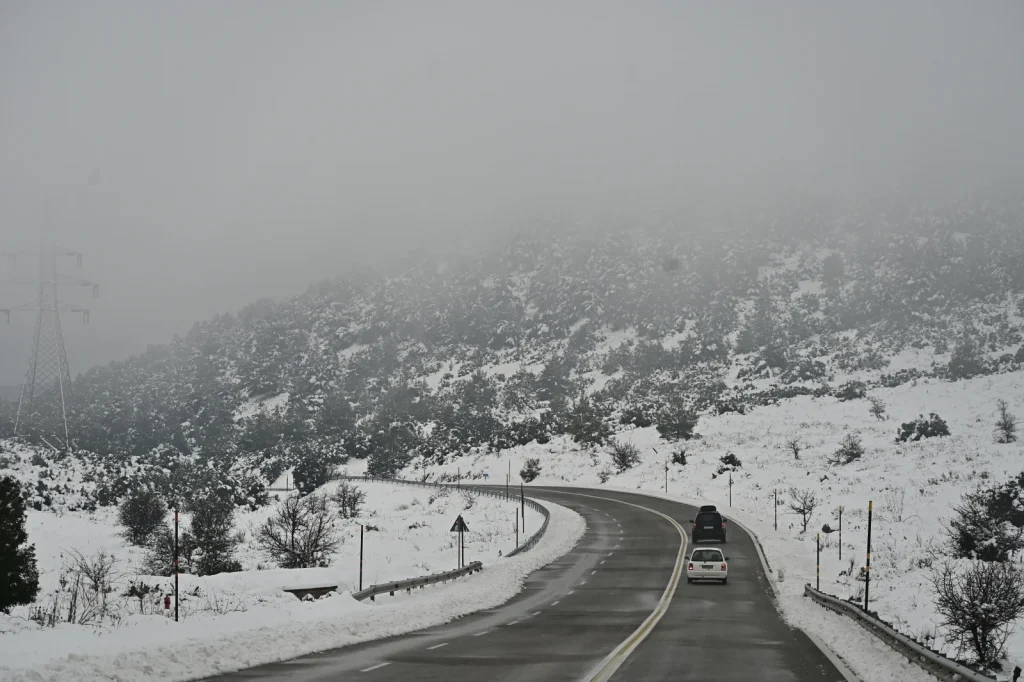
550;490;688;682
532;611;542;616
600;560;606;565
568;590;575;595
552;600;560;606
508;620;520;626
472;630;491;637
591;570;597;575
361;663;391;672
427;643;448;650
607;552;614;557
580;579;588;585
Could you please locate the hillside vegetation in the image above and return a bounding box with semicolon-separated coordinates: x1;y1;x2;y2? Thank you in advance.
3;195;1024;511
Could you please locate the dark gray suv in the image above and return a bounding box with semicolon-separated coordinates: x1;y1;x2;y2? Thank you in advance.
691;509;727;543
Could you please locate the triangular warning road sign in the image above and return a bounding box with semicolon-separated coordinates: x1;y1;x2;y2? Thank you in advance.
450;514;469;532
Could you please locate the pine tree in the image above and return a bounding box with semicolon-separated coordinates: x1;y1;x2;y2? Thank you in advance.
0;476;40;613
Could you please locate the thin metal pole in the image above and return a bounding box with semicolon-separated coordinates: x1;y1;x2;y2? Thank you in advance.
729;472;732;507
359;525;364;591
865;500;873;611
515;514;519;549
838;506;843;561
816;532;820;591
174;509;179;623
664;460;668;493
521;482;525;534
774;489;777;531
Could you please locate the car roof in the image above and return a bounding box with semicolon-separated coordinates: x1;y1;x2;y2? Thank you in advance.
690;547;724;557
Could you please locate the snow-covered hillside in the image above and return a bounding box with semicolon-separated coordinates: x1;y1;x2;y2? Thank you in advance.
409;369;1024;678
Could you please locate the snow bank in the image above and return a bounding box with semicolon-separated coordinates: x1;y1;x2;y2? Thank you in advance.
0;497;584;682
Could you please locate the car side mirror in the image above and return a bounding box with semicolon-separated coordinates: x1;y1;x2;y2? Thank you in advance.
725;557;731;561
688;519;694;523
722;519;727;523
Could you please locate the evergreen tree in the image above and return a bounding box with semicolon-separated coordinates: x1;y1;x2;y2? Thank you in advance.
0;476;40;613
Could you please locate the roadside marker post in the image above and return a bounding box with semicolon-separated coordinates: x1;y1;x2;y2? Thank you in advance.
838;505;843;561
865;500;873;612
450;514;469;569
360;525;364;591
774;489;777;531
173;507;179;623
816;532;820;591
728;472;733;507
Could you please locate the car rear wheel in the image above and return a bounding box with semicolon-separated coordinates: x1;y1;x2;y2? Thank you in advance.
721;578;728;584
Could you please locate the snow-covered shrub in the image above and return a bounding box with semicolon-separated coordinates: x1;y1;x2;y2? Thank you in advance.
932;560;1024;666
118;490;167;546
715;453;742;475
610;440;641;472
829;433;864;465
834;381;867;402
520;458;541;483
896;413;951;443
994;399;1017;444
868;396;887;421
0;475;39;613
946;475;1024;562
655;399;698;441
671;448;687;466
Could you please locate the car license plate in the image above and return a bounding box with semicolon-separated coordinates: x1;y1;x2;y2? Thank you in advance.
702;564;713;569
704;526;714;529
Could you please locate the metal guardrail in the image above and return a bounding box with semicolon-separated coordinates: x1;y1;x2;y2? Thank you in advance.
803;584;996;682
353;561;483;602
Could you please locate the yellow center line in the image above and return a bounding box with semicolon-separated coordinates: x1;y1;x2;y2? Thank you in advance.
548;490;688;682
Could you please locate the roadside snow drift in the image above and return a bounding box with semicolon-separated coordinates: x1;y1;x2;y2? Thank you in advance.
0;494;582;682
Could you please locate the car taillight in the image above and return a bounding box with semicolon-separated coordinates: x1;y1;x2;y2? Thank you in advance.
721;563;727;571
721;522;726;529
688;563;694;570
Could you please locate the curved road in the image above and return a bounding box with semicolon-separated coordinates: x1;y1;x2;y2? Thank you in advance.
208;488;848;682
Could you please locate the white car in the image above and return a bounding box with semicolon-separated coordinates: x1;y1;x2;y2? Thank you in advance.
686;547;729;584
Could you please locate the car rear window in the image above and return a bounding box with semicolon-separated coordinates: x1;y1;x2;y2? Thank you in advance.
691;549;723;562
696;513;721;525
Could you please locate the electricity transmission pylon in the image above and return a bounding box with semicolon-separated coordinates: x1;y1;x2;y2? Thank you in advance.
2;238;97;451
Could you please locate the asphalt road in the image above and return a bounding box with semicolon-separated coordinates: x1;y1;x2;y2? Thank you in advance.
206;488;848;682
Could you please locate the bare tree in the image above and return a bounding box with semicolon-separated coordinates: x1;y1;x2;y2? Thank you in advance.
785;437;802;460
869;397;887;421
333;481;366;520
257;493;338;569
932;560;1024;666
788;488;818;533
994;399;1018;444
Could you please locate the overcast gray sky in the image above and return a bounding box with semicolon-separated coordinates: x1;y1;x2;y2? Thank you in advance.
2;0;1023;384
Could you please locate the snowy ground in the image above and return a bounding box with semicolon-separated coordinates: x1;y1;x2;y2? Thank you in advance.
0;479;556;682
412;370;1024;681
